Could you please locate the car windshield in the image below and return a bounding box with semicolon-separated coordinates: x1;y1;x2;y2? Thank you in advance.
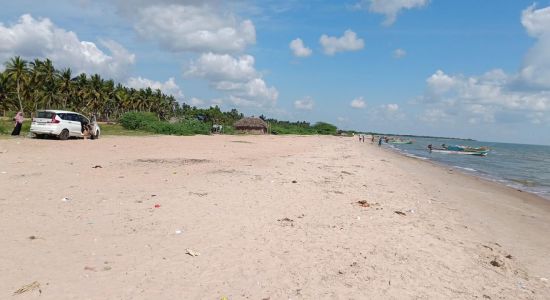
37;111;55;119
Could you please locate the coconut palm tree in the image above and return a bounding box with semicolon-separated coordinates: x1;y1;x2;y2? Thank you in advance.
58;68;73;109
4;56;28;112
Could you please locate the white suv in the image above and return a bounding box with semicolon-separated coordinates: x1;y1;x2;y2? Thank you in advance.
30;110;100;140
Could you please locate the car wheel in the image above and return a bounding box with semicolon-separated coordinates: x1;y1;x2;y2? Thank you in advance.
59;129;70;140
91;130;99;140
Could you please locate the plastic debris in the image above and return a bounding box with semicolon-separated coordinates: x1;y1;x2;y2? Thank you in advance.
61;197;70;202
92;165;102;169
394;211;406;216
175;230;183;235
154;204;161;208
13;281;41;295
186;249;200;257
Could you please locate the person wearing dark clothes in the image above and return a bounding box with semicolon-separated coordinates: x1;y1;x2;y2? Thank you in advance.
11;112;24;136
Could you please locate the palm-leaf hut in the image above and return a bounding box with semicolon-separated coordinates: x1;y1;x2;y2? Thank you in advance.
234;117;268;134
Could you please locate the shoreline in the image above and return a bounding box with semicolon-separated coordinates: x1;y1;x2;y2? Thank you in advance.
1;135;549;299
380;141;550;208
382;141;550;201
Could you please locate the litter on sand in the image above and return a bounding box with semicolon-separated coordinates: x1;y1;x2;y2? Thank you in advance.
394;211;406;216
186;249;200;257
357;200;370;207
61;197;70;202
92;165;102;168
13;281;41;295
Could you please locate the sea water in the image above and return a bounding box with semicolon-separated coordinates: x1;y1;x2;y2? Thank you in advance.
384;138;550;200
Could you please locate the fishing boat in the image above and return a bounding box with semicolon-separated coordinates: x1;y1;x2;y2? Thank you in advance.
429;148;489;156
445;145;489;152
388;140;413;144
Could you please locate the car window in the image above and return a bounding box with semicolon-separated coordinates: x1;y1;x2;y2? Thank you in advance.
37;111;54;119
57;113;67;120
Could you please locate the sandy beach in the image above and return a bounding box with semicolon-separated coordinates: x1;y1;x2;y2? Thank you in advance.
1;135;549;299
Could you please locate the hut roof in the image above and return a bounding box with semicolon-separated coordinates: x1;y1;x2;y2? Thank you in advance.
234;117;268;128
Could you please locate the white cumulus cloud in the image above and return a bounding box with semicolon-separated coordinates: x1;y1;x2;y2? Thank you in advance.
185;53;258;82
294;97;314;110
133;4;255;53
353;0;429;26
320;30;364;55
385;103;400;112
393;48;407;59
519;4;550;89
418;5;550;126
289;38;312;57
0;14;135;80
126;76;184;100
184;52;278;107
350;97;366;108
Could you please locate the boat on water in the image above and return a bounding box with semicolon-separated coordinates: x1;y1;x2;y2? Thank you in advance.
428;144;489;156
388;140;413;144
445;144;489;152
429;149;489;156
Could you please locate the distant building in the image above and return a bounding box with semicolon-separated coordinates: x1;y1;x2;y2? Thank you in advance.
234;117;268;134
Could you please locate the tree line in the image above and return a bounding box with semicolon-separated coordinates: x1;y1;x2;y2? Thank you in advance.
0;56;337;132
0;56;247;124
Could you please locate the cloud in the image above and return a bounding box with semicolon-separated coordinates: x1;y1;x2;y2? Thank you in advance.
353;0;429;26
420;69;550;124
319;30;364;55
126;76;184;100
416;4;550;125
133;4;255;53
384;103;399;112
294;97;314;110
289;38;312;57
0;14;135;80
185;53;258;82
184;52;278;107
393;48;407;59
350;97;366;108
519;4;550;88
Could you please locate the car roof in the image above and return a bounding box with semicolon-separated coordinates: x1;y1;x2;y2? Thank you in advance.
37;110;82;114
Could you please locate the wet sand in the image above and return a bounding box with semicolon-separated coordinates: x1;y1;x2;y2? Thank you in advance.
1;135;549;299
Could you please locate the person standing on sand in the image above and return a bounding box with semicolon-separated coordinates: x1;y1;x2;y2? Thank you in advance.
11;112;24;136
378;136;383;146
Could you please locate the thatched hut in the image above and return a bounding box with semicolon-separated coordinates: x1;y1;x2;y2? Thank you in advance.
234;117;268;134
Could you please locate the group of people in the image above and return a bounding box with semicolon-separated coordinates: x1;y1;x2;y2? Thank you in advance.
357;134;385;146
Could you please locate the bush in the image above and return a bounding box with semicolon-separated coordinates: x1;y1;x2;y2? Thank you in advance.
313;122;337;135
119;112;158;130
119;112;210;136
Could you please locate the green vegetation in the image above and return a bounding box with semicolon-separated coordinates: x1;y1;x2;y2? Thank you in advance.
0;117;31;135
0;56;341;137
268;119;338;135
119;112;210;135
99;123;151;136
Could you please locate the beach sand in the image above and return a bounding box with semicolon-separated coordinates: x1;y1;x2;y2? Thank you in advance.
1;135;549;299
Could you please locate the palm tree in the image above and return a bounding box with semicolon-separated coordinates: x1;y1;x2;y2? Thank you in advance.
4;56;28;112
58;68;73;109
0;73;11;114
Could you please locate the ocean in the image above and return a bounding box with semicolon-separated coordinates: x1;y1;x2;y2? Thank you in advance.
383;137;550;200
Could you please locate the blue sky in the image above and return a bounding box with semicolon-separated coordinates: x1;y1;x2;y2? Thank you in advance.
1;0;550;144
